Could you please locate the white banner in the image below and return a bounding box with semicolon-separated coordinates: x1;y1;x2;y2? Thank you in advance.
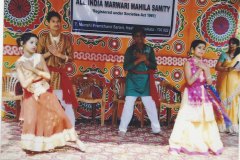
71;0;177;39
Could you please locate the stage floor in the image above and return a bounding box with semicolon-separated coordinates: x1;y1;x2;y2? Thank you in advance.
0;121;238;160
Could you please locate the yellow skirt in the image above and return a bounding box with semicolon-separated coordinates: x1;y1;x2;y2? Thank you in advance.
169;88;223;155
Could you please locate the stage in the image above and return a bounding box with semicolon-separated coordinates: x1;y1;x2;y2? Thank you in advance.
1;121;238;160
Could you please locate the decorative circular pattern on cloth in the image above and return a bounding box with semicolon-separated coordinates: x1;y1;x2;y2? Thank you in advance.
65;62;77;77
4;0;45;32
110;66;123;78
107;38;122;52
171;69;184;82
201;3;238;47
173;40;185;54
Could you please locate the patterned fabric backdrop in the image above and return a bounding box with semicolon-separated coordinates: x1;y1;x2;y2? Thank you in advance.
2;0;239;122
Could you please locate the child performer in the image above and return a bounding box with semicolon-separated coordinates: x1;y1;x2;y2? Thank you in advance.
37;11;77;126
118;26;161;135
169;40;223;155
16;33;85;152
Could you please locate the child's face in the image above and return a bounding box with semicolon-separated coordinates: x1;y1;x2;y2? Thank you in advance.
24;37;38;54
48;16;61;31
133;32;145;45
193;43;206;58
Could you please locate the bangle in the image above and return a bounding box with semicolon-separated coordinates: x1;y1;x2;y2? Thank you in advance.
65;55;68;63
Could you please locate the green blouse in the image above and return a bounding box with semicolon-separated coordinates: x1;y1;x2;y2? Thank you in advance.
124;44;157;96
218;52;230;63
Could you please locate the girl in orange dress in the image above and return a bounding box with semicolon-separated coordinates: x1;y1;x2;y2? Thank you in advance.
15;33;85;152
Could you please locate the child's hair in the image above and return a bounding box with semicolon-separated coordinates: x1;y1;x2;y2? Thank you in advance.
188;40;206;57
46;11;61;22
132;26;146;37
16;33;38;47
190;39;206;50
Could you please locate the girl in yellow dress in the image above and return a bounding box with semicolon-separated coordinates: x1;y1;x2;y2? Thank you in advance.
215;38;240;135
15;33;85;152
169;40;223;155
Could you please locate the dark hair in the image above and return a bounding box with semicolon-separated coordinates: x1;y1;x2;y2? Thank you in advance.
132;26;146;37
46;11;61;22
190;39;206;50
229;37;240;46
188;40;206;57
16;33;38;47
227;38;240;54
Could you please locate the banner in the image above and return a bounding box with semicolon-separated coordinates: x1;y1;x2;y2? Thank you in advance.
71;0;177;39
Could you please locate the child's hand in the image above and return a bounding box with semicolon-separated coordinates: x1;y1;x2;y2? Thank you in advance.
138;54;147;62
134;52;141;58
134;55;145;65
48;42;63;58
196;62;207;71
